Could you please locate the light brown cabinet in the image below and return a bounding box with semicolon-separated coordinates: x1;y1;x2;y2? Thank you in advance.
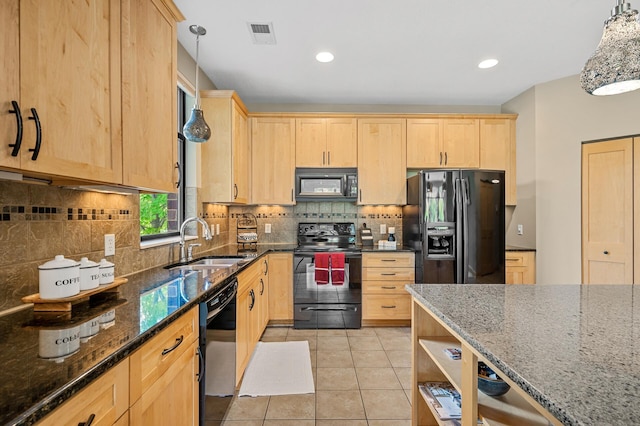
357;118;407;205
480;117;517;205
505;250;536;284
121;0;183;192
129;307;199;426
406;118;479;169
236;256;270;384
295;117;357;167
1;0;122;184
362;252;414;324
251;117;296;205
200;91;250;203
268;252;294;323
36;359;129;426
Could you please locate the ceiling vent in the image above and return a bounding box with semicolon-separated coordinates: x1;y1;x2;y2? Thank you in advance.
247;22;276;45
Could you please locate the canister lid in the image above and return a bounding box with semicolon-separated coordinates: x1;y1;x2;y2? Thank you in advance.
79;257;99;269
38;255;80;270
99;258;114;268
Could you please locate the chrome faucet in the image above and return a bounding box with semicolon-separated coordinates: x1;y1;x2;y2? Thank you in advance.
179;217;213;262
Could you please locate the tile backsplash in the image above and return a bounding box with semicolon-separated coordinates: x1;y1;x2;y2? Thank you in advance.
0;180;404;311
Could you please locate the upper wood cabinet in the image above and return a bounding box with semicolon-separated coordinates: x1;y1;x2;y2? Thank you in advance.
121;0;183;192
251;117;296;205
357;118;407;205
200;91;250;203
295;117;357;167
1;0;122;184
407;118;479;169
480;117;517;205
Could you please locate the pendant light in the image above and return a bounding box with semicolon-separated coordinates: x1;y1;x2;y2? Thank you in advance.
183;25;211;142
580;1;640;96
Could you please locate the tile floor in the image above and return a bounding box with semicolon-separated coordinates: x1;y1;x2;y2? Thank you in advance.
205;326;412;426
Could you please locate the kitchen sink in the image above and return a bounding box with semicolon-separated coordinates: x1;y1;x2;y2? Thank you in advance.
164;256;251;271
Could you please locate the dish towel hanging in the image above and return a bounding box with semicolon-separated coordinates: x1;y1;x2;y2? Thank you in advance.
330;253;345;285
314;253;329;284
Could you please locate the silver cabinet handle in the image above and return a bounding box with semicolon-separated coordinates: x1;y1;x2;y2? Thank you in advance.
439;152;443;165
381;286;397;289
444;152;448;165
381;305;396;309
381;273;397;276
323;151;325;165
327;151;331;165
381;259;397;262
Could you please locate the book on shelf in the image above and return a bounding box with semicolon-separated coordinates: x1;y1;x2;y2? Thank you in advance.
443;347;461;360
419;382;461;420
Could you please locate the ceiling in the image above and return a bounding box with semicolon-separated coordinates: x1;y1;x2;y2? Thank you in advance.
174;0;613;107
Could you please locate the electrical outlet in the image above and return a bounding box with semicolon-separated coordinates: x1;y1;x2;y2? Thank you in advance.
517;224;523;235
216;223;220;235
104;234;115;256
380;224;387;234
265;223;272;234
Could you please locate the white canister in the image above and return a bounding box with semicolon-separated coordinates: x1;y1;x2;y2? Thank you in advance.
99;258;115;285
79;257;100;291
38;255;81;299
99;309;116;329
79;315;101;342
38;325;81;362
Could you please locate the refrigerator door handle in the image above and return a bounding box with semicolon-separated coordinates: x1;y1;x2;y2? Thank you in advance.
461;178;470;283
454;178;463;283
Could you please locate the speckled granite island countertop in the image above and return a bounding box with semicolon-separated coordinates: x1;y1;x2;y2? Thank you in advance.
405;284;640;426
0;244;295;426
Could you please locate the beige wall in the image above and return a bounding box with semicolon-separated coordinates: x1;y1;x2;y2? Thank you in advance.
504;74;640;284
177;42;216;92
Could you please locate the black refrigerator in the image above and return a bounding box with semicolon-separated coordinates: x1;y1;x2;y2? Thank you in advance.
403;169;505;284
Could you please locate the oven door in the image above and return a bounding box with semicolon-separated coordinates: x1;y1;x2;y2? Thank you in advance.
293;252;362;329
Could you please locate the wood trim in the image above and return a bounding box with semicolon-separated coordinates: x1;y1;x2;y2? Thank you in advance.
249;112;518;120
635;137;640;284
201;90;249;116
177;70;195;96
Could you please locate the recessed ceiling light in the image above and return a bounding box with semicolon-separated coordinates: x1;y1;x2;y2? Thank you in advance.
478;58;499;69
316;52;334;63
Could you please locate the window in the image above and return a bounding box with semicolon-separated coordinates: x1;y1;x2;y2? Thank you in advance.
139;87;189;240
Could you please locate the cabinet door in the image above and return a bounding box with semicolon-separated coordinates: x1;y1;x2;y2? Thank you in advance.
236;286;256;384
251;117;295;205
36;359;129;426
326;118;357;167
296;118;326;167
130;341;198;426
357;118;407;205
19;0;122;183
442;119;479;168
582;138;634;284
480;118;516;205
258;257;270;333
406;119;443;168
268;253;293;322
0;0;20;170
232;101;250;203
121;0;180;192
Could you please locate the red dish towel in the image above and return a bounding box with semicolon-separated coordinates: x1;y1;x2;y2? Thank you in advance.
330;253;345;285
315;253;329;284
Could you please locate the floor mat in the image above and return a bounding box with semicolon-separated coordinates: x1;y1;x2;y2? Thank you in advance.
238;341;315;397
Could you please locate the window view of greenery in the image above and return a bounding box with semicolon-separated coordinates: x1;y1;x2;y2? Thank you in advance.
140;193;169;235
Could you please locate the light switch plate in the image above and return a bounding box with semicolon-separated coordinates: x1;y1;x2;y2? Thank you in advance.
380;224;387;234
517;224;523;235
216;223;220;235
104;234;115;256
265;223;272;234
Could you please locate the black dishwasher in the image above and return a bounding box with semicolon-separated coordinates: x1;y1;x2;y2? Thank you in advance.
198;278;237;425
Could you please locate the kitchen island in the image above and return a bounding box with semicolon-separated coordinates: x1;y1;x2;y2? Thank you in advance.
405;284;640;426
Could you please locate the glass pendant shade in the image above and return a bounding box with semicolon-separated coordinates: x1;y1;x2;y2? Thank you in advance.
183;25;211;142
183;108;211;142
581;4;640;95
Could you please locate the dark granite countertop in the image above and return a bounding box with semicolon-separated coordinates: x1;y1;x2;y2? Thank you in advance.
0;244;295;426
405;284;640;426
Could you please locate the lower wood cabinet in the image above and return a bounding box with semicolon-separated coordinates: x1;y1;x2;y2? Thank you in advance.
36;358;129;426
362;252;415;324
268;253;293;323
505;250;536;284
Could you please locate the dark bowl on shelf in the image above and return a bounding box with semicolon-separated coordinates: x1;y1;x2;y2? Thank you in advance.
478;362;510;396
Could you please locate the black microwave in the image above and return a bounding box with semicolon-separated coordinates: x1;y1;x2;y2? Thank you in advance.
295;168;358;201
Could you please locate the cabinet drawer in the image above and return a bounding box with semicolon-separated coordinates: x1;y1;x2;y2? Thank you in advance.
37;359;129;426
505;251;532;267
363;267;415;282
237;261;262;294
363;252;415;268
363;294;411;320
363;280;409;294
129;307;198;404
